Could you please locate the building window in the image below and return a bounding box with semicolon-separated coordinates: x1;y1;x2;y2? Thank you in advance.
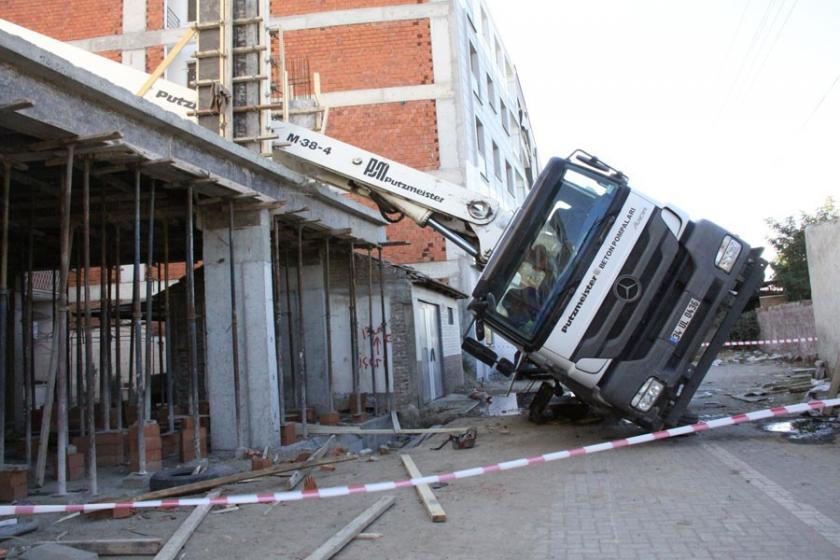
475;117;488;180
187;0;196;23
500;99;509;133
492;141;501;180
481;7;491;43
187;60;196;87
447;307;454;325
486;74;496;112
516;171;526;197
469;42;481;100
505;161;514;195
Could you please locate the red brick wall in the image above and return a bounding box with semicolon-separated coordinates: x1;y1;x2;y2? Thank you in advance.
146;0;164;30
284;20;432;92
97;50;122;62
326;101;445;263
146;46;165;73
0;0;123;41
271;0;424;17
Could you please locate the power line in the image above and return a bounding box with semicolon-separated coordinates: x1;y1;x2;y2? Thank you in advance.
717;0;777;117
802;71;840;128
746;0;799;90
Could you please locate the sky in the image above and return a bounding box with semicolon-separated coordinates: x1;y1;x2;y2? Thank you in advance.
484;0;839;254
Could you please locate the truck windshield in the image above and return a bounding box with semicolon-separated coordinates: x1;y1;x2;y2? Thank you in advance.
484;168;619;341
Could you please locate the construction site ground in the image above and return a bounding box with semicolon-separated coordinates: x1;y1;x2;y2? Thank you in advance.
8;358;840;559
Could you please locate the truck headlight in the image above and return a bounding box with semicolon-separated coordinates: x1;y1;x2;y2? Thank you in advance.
631;377;664;412
715;235;742;273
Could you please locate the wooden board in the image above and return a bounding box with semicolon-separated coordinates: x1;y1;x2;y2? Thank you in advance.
90;455;355;508
399;455;447;522
296;423;473;436
304;497;395;560
32;538;161;556
153;490;221;560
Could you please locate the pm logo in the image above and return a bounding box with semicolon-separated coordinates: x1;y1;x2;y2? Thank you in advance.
364;158;390;181
614;275;641;302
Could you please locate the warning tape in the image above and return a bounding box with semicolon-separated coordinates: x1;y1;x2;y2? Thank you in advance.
720;336;818;348
2;398;838;516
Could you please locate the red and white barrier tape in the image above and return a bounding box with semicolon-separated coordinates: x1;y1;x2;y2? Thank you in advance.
2;398;838;516
720;336;817;348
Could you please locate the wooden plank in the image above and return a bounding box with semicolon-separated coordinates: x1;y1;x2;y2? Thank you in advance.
32;538;161;556
137;28;197;97
305;497;395;560
91;455;355;507
297;423;472;436
391;411;402;433
399;455;447;523
153;490;221;560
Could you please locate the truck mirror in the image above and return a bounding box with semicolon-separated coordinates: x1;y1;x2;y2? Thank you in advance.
462;337;497;366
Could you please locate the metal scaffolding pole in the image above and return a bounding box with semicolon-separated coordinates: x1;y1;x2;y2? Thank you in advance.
24;201;34;465
75;233;84;438
156;262;164;426
105;252;114;431
132;168;146;474
348;242;361;418
55;151;74;493
164;220;174;434
100;184;110;431
366;247;377;416
323;238;334;413
296;225;307;438
0;161;9;467
377;246;392;412
144;182;156;422
228;201;243;449
271;218;286;426
283;249;297;407
185;185;201;460
82;156;98;495
114;224;123;431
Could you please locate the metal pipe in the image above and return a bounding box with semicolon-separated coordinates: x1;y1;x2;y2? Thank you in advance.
283;249;297;407
114;224;123;431
105;249;113;432
348;241;361;417
144;182;155;422
425;217;478;258
82;156;97;494
0;161;9;467
132;168;146;474
100;184;110;431
185;185;201;460
24;201;34;465
366;247;377;416
156;262;163;426
271;217;286;427
296;225;307;438
228;200;242;449
75;233;84;437
164;220;174;434
56;149;74;493
377;246;391;412
322;238;334;413
34;267;58;487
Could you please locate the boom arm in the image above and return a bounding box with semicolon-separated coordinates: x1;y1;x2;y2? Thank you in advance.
273;121;512;263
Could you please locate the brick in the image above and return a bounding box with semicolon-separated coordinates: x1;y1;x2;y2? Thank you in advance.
0;468;28;502
281;423;297;446
179;427;208;463
0;0;122;42
271;0;418;17
251;456;273;471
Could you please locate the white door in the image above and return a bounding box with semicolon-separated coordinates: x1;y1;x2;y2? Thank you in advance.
418;301;444;403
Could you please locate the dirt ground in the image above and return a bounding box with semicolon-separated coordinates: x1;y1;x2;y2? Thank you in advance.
5;356;840;559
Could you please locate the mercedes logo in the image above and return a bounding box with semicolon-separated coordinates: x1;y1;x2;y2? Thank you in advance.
614;275;641;302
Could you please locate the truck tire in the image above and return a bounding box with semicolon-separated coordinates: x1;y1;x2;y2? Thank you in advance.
528;382;555;424
149;464;240;491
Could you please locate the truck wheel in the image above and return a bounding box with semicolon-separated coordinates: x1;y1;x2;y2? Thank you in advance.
528;382;555;424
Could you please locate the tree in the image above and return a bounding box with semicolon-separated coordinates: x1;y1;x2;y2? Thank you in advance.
765;198;838;301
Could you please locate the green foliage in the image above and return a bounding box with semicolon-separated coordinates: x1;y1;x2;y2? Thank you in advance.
729;309;760;342
765;198;838;301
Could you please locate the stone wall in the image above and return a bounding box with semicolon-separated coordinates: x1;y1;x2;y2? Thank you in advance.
755;300;818;359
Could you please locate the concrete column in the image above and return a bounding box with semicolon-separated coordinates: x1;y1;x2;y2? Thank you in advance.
122;1;148;71
203;207;281;449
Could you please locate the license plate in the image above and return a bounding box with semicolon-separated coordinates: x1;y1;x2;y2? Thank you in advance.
669;297;701;345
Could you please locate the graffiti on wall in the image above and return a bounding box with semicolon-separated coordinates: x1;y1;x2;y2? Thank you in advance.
358;325;392;370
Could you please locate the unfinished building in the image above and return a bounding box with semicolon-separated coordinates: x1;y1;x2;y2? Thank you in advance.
0;6;467;499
